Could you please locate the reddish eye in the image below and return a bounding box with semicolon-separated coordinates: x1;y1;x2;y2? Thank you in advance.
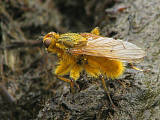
43;39;51;48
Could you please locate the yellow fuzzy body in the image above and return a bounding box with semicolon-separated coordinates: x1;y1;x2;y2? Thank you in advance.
43;28;124;81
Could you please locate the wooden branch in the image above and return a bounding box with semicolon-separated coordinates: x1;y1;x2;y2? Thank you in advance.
0;40;43;50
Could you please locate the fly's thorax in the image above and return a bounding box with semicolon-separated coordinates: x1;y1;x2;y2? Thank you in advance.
57;33;87;48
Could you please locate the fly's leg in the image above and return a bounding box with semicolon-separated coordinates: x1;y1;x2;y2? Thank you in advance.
117;63;144;90
101;75;116;108
129;63;150;73
128;63;143;71
117;79;131;93
117;79;127;88
57;76;80;93
91;27;100;35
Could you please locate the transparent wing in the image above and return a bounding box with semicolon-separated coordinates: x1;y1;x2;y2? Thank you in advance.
70;37;146;62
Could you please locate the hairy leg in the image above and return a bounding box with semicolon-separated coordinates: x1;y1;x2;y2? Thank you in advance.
128;63;143;71
57;76;79;93
101;75;116;108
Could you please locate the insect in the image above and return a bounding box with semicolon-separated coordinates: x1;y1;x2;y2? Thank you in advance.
43;27;145;105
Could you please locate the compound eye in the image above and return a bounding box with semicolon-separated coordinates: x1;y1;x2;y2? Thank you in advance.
43;39;51;48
